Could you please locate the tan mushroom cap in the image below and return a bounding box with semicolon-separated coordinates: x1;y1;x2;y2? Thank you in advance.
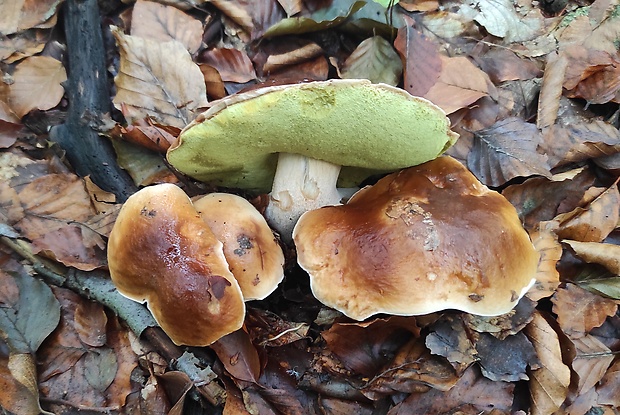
107;184;245;346
293;156;539;321
193;193;285;301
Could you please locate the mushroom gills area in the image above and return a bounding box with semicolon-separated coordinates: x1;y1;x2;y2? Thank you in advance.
293;156;539;321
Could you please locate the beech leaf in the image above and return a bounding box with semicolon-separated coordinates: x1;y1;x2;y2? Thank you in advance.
571;334;615;395
0;269;60;354
8;55;67;118
340;36;402;86
0;0;63;35
476;332;540;382
112;28;208;128
467;117;551;187
461;0;543;43
200;48;257;83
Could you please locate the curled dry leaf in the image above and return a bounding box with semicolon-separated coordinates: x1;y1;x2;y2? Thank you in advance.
0;0;63;35
467;117;551;187
387;365;514;415
423;55;495;115
526;220;562;301
536;51;567;130
395;17;441;97
112;28;208;128
555;182;620;243
525;312;571;415
340;36;402;86
552;283;618;339
262;41;324;75
210;329;261;384
8;55;67;118
564;240;620;275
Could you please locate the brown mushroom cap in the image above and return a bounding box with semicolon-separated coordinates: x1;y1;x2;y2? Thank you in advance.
193;193;285;301
293;156;539;320
107;184;245;346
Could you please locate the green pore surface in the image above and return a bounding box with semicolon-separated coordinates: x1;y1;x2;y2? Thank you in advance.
167;80;458;192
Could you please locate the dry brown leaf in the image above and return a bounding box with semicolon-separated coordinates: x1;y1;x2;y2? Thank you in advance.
525;312;571;415
200;47;257;83
464;297;536;340
467;117;551;187
0;0;63;35
362;337;459;399
209;0;285;40
552;283;618;339
474;48;542;84
209;329;261;384
322;316;420;378
120;122;179;153
502;169;596;229
199;64;227;100
387;365;514;415
340;36;402;86
394;19;441;97
245;308;309;347
112;28;208;128
561;45;615;91
561;45;620;105
526;220;562;301
0;353;49;415
596;358;620;407
276;0;302;16
564;240;620;275
536;51;567;130
0;28;48;63
571;334;615;395
38;287;138;411
8;55;66;118
131;0;203;54
74;301;108;348
423;55;494;115
555;183;620;243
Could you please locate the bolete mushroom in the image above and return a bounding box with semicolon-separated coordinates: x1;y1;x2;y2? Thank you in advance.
107;183;245;346
193;193;285;301
166;79;458;242
292;156;539;320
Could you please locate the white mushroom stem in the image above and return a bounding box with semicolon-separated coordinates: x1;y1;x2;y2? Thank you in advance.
265;152;342;243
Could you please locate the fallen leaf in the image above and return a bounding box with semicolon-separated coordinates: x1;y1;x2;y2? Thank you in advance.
245;308;309;347
0;0;63;35
423;55;494;115
552;283;618;339
526;220;563;301
209;329;261;383
536;51;567;130
565;240;620;275
467;117;551;187
387;365;514;414
200;47;257;83
597;358;620;407
0;353;50;415
476;332;540;382
362;338;459;399
474;47;542;84
571;334;615;395
340;36;402;86
131;0;203;53
74;300;108;348
211;0;286;40
7;55;67;118
394;18;441;97
425;314;478;374
112;28;208;128
525;312;571;415
464;297;536;340
555;182;620;243
322;316;419;378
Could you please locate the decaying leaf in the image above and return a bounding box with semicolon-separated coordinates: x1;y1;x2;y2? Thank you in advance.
467;117;551;187
571;334;615;395
525;312;571;415
112;27;208;128
340;36;402;86
552;283;618;339
209;329;261;384
526;220;562;301
597;358;620;408
425;314;478;374
476;332;540;382
464;297;536;340
200;47;257;83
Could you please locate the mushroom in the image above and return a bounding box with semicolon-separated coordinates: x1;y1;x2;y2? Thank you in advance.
107;183;245;346
166;79;458;242
292;156;539;321
193;193;285;301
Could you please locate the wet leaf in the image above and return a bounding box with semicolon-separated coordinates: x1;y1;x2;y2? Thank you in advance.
131;0;203;53
552;283;618;339
467;117;551;187
525;312;571;415
340;36;402;86
387;365;514;414
210;329;261;383
476;332;540;382
7;55;66;118
112;28;208;128
394;19;441;97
